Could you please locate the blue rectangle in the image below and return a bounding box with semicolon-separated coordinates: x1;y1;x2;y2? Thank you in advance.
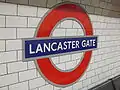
24;37;97;60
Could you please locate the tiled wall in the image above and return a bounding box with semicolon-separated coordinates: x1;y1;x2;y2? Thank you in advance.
0;2;120;90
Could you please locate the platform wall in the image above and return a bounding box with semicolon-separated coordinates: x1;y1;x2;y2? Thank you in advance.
0;2;120;90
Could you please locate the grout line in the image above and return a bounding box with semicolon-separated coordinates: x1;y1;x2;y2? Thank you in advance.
6;63;8;74
5;16;6;28
17;4;18;16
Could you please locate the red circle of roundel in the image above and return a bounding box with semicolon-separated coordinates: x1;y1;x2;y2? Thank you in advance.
35;3;93;86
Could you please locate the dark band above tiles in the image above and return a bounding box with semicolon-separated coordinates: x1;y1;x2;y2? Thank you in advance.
0;0;120;18
6;0;28;5
29;0;47;7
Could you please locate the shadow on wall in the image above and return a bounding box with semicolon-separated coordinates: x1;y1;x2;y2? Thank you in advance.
89;75;120;90
100;0;120;18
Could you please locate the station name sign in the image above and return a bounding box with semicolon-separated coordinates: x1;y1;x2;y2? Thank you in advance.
23;36;97;60
22;3;98;86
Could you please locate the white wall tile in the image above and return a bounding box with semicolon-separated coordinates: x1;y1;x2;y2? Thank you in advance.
82;79;91;87
17;28;35;38
66;29;77;36
71;53;83;60
52;29;66;37
37;8;49;17
18;5;37;17
59;55;71;63
9;81;28;90
8;61;27;73
0;73;18;87
0;64;7;75
61;86;72;90
31;88;38;90
6;16;27;27
28;61;36;69
77;29;84;36
28;17;41;28
56;63;66;71
51;56;59;64
0;16;5;27
100;23;107;28
81;87;87;90
39;85;53;90
17;50;22;61
73;20;82;28
60;20;73;28
97;16;105;22
6;40;22;51
0;51;17;63
92;22;101;29
29;78;45;89
73;81;82;90
0;28;16;39
19;69;37;81
91;75;99;83
0;3;17;15
53;86;61;90
86;70;95;78
65;61;76;70
0;40;5;51
89;15;98;21
95;68;102;75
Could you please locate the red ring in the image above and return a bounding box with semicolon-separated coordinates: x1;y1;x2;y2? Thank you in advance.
35;3;93;86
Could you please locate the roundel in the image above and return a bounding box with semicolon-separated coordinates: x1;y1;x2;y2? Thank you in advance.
35;3;93;86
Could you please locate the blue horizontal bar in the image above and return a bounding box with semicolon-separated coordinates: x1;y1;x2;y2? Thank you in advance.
24;36;97;60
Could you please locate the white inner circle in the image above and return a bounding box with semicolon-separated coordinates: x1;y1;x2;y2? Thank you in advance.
50;19;84;71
